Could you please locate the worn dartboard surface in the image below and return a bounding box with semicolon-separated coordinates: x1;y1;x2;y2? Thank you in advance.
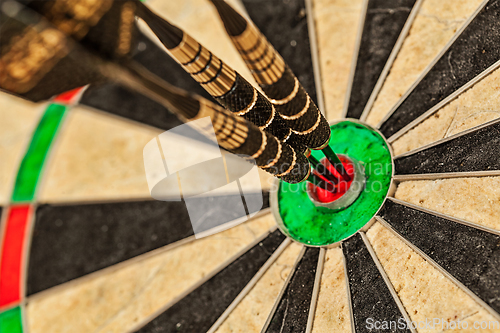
2;0;500;332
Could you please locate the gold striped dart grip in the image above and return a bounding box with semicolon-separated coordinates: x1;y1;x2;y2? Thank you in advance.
211;0;331;150
137;6;308;154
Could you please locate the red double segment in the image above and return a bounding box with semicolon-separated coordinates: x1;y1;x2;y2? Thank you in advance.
0;205;32;309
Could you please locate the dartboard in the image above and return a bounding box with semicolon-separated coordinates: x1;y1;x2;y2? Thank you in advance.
1;0;500;332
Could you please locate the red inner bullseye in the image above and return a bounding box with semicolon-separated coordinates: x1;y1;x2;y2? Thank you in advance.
310;156;355;203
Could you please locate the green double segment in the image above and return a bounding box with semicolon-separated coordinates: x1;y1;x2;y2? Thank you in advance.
11;104;67;203
0;307;23;333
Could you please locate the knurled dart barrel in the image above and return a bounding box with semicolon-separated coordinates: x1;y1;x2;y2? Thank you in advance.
189;100;311;184
210;0;332;150
138;6;308;154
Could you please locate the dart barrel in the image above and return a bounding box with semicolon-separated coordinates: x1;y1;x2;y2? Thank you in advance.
214;71;309;154
112;60;313;184
0;0;143;102
25;0;139;59
211;0;331;150
138;7;307;153
178;99;311;184
230;24;331;149
0;6;108;102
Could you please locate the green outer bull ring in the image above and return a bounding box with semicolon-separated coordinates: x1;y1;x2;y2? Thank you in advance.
270;119;395;247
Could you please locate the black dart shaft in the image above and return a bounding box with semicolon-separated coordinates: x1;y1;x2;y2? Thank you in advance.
308;155;340;185
210;0;350;179
322;146;351;181
307;173;336;193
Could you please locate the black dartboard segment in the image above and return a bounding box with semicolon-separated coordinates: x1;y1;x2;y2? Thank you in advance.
81;82;190;133
80;31;212;136
27;200;193;296
343;233;411;333
27;193;269;296
242;0;317;103
346;0;417;119
379;199;500;316
394;118;500;176
380;0;500;139
135;229;287;333
264;247;319;333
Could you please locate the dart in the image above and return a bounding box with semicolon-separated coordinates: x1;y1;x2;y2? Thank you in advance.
136;2;351;182
321;145;352;181
123;66;314;185
210;0;351;181
307;154;339;185
136;2;307;155
136;5;352;186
